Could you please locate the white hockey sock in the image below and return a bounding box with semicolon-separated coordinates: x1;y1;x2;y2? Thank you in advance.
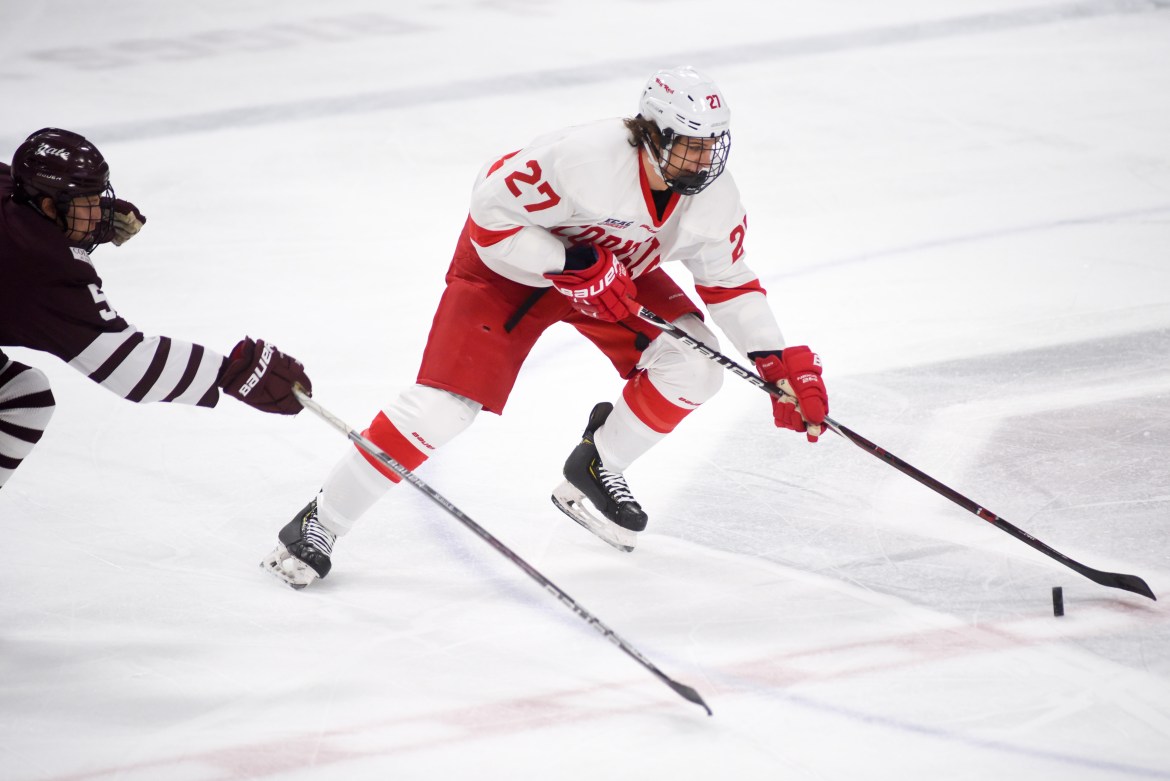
317;385;482;536
316;449;394;536
594;396;666;473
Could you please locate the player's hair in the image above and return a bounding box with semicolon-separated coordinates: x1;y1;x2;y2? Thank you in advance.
623;116;662;150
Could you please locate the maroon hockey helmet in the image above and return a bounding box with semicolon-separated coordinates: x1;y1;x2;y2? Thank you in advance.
12;128;111;201
11;128;114;249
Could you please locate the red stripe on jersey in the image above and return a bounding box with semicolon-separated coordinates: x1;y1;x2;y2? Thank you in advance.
468;217;522;248
695;279;767;305
358;411;431;483
637;153;679;227
622;371;693;434
470;150;527;247
486;150;520;177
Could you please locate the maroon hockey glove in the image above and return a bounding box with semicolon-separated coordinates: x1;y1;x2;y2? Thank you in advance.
218;337;311;415
544;245;638;322
96;198;147;246
751;346;828;442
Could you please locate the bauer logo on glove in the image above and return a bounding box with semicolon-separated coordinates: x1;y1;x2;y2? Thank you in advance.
544;244;638;323
219;337;312;415
235;341;274;398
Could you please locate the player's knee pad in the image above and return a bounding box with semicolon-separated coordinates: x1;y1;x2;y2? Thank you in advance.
382;384;482;451
622;315;723;434
638;314;724;406
359;385;483;481
0;361;56;487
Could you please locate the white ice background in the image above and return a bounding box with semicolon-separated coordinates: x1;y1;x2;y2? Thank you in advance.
2;1;1169;779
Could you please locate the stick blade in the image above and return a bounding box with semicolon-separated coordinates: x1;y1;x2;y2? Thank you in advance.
667;679;713;716
1089;570;1157;601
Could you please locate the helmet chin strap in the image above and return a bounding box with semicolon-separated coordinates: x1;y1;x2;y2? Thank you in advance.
640;137;670;189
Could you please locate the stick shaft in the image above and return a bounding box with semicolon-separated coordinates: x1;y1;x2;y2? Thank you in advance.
292;386;714;713
632;308;1155;601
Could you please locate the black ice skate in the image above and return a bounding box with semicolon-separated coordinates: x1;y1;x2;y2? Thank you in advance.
260;497;336;590
551;402;648;552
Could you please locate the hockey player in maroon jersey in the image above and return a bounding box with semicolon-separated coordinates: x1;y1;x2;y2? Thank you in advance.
263;67;829;589
0;128;313;492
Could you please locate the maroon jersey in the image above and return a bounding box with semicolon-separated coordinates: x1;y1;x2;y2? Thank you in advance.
0;163;226;406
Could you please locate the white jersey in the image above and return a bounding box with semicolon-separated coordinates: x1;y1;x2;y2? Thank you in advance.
467;118;786;357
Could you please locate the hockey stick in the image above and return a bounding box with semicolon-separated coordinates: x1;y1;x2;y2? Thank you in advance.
290;385;713;715
632;308;1156;601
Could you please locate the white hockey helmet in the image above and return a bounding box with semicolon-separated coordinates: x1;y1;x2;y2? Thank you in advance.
637;66;731;194
639;66;731;139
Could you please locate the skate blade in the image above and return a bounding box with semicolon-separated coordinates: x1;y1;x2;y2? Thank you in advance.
551;481;637;552
260;544;319;590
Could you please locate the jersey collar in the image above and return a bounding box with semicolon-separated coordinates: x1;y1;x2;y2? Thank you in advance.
637;149;679;228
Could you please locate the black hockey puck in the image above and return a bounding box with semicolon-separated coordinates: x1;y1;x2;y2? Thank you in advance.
1052;586;1064;617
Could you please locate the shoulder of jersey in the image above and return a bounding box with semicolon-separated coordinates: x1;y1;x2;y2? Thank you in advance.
677;170;742;235
526;118;631;173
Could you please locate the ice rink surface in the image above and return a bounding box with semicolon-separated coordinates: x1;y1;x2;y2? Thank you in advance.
2;1;1169;778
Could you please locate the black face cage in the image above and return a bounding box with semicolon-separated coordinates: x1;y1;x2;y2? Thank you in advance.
58;184;116;252
659;129;732;196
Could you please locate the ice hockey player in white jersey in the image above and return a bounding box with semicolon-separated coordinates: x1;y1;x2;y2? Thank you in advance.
263;66;830;589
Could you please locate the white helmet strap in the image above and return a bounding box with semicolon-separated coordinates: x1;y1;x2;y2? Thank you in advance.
641;135;669;186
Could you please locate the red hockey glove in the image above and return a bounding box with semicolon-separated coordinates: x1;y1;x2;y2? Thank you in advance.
750;346;828;442
218;337;311;415
97;198;147;246
544;245;638;322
